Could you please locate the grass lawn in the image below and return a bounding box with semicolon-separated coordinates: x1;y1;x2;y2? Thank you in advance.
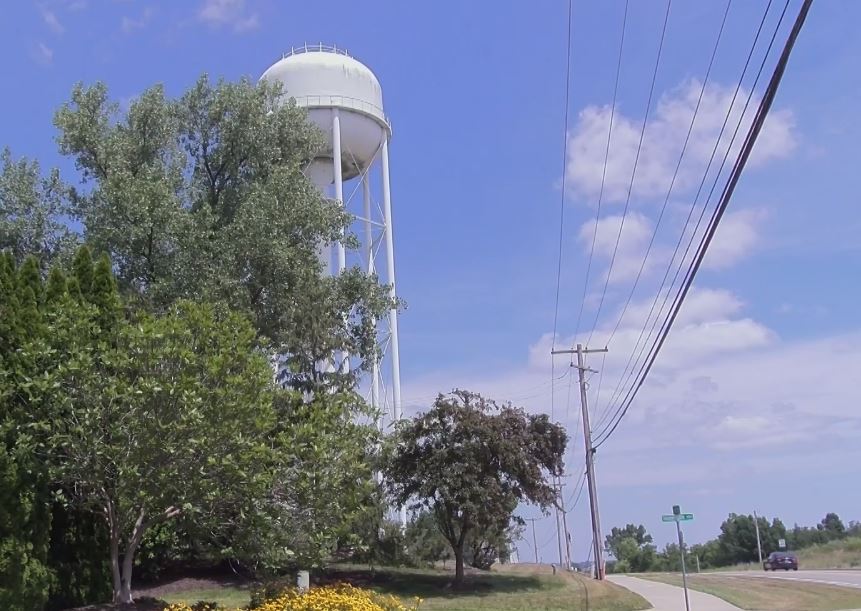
147;564;648;611
641;572;861;611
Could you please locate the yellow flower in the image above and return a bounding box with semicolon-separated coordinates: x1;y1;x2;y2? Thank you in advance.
163;583;420;611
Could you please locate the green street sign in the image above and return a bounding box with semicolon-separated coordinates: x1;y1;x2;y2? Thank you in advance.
662;513;694;522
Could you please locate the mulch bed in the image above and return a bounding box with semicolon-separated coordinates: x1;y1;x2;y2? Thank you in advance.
66;597;168;611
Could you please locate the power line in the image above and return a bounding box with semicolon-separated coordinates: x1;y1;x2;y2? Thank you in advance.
595;0;789;436
603;0;733;348
550;0;575;421
586;0;673;347
573;0;629;341
596;0;758;433
595;0;812;448
566;468;587;512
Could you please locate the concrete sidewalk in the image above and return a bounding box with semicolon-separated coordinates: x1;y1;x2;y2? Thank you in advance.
608;575;742;611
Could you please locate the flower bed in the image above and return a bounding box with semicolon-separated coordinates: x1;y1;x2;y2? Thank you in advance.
164;584;421;611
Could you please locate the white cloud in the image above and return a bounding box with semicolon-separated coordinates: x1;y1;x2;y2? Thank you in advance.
621;287;743;330
704;208;767;270
578;213;669;285
566;80;797;205
40;7;65;34
33;42;54;66
198;0;259;32
121;7;154;33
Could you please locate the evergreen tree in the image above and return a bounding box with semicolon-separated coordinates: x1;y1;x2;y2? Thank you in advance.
71;246;93;299
0;257;55;610
44;266;67;305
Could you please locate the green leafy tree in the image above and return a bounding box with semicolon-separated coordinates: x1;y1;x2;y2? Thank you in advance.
466;520;521;570
604;524;656;573
651;542;683;572
40;261;278;603
716;513;787;565
229;390;379;573
819;513;846;539
54;77;391;387
404;511;451;567
0;149;76;265
383;391;566;584
0;255;56;610
605;524;653;560
689;539;721;570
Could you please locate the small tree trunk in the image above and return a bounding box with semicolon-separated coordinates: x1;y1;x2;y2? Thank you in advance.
454;544;465;584
109;534;122;602
107;502;122;603
117;509;147;604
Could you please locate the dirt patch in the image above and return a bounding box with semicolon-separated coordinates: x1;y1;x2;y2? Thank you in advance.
135;575;252;599
66;597;168;611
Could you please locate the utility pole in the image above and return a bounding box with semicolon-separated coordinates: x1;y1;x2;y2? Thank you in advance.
554;477;565;568
754;511;763;565
553;477;572;570
560;485;572;570
526;518;540;564
551;344;608;579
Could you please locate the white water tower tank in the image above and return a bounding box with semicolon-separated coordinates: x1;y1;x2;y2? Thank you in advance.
259;45;403;460
260;44;390;188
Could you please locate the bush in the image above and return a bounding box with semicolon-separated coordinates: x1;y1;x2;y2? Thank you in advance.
166;584;421;611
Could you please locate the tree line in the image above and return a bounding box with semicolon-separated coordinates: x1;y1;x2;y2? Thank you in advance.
605;512;860;573
0;76;567;608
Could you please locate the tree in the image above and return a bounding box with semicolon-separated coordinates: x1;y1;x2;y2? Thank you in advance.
0;254;56;610
228;390;380;574
716;513;787;565
32;253;278;603
603;524;656;573
0;149;76;266
466;520;521;570
819;513;846;540
54;77;391;388
404;511;451;567
605;524;653;561
383;391;566;583
690;539;721;571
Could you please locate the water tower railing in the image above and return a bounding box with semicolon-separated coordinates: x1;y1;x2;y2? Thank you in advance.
287;94;390;128
283;43;353;58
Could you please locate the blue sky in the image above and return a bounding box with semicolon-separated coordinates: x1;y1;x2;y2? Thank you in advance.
2;0;860;564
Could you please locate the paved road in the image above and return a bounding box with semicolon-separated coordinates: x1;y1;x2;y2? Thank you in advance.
723;569;861;589
609;575;742;611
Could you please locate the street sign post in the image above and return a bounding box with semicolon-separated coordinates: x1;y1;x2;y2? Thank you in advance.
664;506;692;611
779;538;787;549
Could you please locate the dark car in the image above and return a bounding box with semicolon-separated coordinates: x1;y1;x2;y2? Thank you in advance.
763;551;798;571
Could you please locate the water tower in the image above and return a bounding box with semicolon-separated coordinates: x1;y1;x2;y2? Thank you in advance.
260;44;403;430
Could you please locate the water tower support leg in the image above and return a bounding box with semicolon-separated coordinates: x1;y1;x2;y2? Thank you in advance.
332;109;346;273
363;173;381;446
381;136;405;527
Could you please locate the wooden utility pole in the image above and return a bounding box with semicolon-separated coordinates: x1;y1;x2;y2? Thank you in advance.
754;510;764;565
552;344;608;579
526;518;540;564
553;477;572;570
